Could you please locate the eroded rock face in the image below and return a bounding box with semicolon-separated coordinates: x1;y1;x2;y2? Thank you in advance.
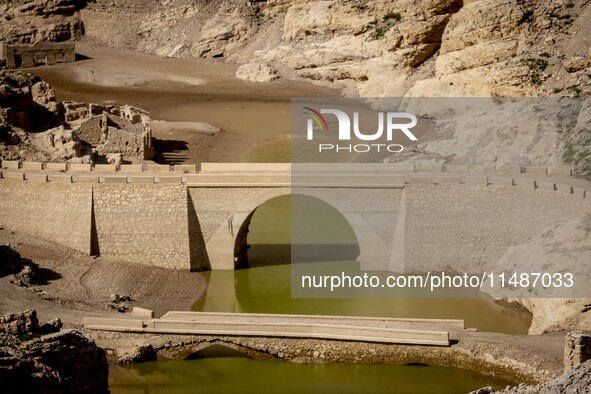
0;310;39;336
493;213;591;334
235;63;279;82
0;310;108;394
0;0;85;44
471;360;591;394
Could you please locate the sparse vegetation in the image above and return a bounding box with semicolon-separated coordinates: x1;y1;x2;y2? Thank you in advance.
523;57;548;71
539;52;551;58
374;27;389;38
522;57;548;85
567;84;582;95
553;87;563;94
383;12;401;22
519;9;534;24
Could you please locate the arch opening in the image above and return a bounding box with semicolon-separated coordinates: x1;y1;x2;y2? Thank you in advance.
233;194;360;269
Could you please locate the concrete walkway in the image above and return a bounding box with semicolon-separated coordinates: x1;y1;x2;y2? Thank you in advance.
83;311;457;346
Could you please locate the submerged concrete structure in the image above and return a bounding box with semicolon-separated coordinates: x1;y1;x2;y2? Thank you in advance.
0;42;75;69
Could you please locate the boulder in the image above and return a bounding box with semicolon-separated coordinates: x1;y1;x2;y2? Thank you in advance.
563;56;589;73
118;344;157;364
236;63;279;82
0;310;39;336
0;311;108;394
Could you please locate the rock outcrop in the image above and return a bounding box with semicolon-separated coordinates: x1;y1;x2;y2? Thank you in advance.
0;71;153;162
0;310;109;394
236;63;279;82
0;71;83;161
75;0;591;176
0;0;85;45
491;213;591;334
472;360;591;394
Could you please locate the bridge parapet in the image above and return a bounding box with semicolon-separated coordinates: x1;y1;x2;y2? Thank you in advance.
0;160;575;177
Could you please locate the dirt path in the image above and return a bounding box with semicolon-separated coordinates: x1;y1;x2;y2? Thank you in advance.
0;228;206;325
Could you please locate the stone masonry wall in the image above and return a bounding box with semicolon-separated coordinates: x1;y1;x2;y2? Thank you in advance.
92;184;196;270
0;179;92;253
404;184;590;273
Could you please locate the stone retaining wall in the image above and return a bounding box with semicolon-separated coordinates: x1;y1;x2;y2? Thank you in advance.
0;162;589;271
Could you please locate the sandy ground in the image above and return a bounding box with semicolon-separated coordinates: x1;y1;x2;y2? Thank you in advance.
29;40;339;164
0;227;206;326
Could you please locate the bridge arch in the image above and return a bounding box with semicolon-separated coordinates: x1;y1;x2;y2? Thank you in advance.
204;189;385;270
233;193;361;269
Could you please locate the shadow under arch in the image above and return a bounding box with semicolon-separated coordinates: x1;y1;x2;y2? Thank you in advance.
233;194;360;269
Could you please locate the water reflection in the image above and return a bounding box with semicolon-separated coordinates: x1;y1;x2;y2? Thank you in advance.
109;358;512;394
194;192;531;335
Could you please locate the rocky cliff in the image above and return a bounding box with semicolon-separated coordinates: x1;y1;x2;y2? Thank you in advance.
492;213;591;335
79;0;591;174
472;360;591;394
0;0;86;44
81;0;591;98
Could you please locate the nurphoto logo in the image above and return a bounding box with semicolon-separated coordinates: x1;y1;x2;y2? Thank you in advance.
303;107;418;153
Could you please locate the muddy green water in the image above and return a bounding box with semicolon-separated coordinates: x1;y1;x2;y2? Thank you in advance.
116;195;526;393
109;359;511;394
193;195;532;335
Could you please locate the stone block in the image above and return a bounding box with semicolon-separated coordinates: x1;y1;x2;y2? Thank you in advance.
21;162;43;170
74;175;99;183
94;164;118;173
49;174;72;183
69;164;92;172
132;307;154;319
461;176;488;185
119;164;143;173
444;164;469;172
201;163;290;173
490;177;514;186
147;164;171;173
157;176;182;184
130;175;155;184
3;171;24;180
1;160;20;169
548;168;572;176
498;166;522;175
184;174;201;184
173;164;197;173
25;173;48;182
130;176;156;184
525;166;547;175
103;176;128;184
45;163;68;172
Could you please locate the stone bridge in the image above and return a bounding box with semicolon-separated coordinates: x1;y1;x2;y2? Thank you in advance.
0;161;590;273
